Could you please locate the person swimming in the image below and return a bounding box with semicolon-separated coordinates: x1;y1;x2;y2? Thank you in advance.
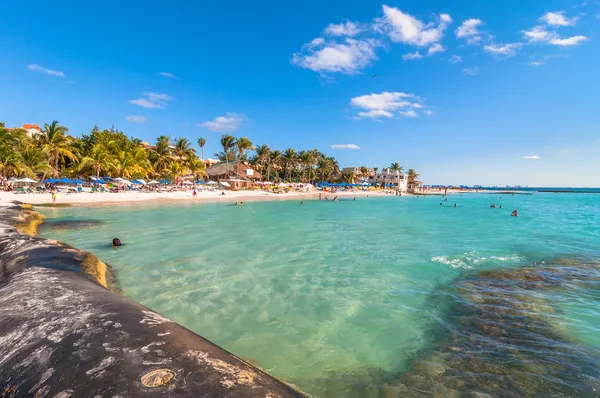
491;204;497;208
112;238;122;247
511;210;518;217
454;203;458;207
353;197;356;201
300;201;304;205
333;196;339;202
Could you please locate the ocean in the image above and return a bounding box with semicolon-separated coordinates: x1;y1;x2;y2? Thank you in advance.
38;193;600;397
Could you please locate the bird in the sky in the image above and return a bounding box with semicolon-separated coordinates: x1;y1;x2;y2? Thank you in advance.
371;74;377;78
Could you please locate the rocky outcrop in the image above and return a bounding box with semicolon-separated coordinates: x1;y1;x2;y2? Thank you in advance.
0;204;305;397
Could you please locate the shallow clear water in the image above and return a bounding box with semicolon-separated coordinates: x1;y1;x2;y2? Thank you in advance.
38;193;600;396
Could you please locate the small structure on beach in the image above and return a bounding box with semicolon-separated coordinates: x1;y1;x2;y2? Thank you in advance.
205;161;262;190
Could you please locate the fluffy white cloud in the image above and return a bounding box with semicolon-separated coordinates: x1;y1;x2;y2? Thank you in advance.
550;35;588;46
523;155;540;159
427;43;445;55
129;92;173;109
455;19;483;43
160;72;178;79
399;109;418;117
540;11;578;26
330;144;361;150
126;115;147;123
351;91;428;119
424;109;435;116
198;113;245;132
28;64;65;77
375;5;452;47
483;43;522;57
292;38;379;74
324;21;362;36
449;55;462;64
522;25;556;42
463;67;480;75
402;51;423;60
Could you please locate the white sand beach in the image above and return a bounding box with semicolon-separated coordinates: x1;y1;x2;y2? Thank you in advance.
0;188;396;207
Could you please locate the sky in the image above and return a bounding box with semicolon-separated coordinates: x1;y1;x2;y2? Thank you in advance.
1;0;599;186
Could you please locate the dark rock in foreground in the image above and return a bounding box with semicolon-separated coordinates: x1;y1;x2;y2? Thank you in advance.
0;205;305;397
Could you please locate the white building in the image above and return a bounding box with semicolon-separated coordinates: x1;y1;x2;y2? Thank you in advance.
366;168;408;192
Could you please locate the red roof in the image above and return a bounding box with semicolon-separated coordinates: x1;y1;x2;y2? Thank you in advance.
22;124;40;130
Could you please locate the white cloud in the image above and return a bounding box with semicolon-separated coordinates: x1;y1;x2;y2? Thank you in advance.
403;51;423;60
541;11;578;26
126;115;148;123
198;113;245;132
550;35;587;46
27;64;65;77
483;43;522;57
522;25;556;42
424;109;435;116
399;109;418;117
357;109;394;119
129;92;173;109
375;5;452;47
324;21;362;36
529;61;545;66
456;19;483;43
351;91;427;119
463;67;480;75
292;38;379;74
523;155;540;159
427;43;445;55
330;144;361;150
160;72;178;79
449;55;462;64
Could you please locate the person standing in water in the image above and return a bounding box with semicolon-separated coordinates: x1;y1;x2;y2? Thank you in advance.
511;210;518;217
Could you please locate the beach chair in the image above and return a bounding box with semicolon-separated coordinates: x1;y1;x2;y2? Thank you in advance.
91;186;98;193
100;186;106;193
15;187;25;194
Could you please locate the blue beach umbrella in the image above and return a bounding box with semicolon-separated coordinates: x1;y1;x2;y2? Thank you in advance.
196;180;205;184
59;178;73;184
132;179;144;185
92;179;105;184
45;178;58;183
160;179;170;184
72;179;85;184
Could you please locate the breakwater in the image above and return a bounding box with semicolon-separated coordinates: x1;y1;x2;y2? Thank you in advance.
0;204;305;397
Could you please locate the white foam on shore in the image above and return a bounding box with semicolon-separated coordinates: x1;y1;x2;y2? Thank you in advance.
432;251;522;269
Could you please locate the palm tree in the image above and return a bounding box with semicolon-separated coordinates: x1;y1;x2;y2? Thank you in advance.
236;137;254;162
341;169;355;184
198;137;206;160
173;137;195;161
149;136;173;175
407;168;419;183
360;166;369;177
79;143;115;178
269;150;282;182
219;134;237;177
36;120;77;177
390;162;404;173
187;156;207;181
373;167;379;173
282;148;297;181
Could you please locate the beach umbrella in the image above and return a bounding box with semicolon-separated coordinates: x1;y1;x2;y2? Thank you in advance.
132;179;144;185
19;177;38;183
45;178;58;183
92;179;105;184
147;180;160;185
160;179;170;184
182;180;193;185
72;179;85;184
59;178;73;184
206;181;217;185
195;180;205;184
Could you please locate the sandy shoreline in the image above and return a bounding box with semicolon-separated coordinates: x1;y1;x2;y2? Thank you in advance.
0;189;401;207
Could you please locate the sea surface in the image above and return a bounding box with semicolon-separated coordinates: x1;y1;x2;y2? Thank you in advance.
38;193;600;397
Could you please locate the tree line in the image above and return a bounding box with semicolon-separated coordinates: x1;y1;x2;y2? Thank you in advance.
1;121;417;183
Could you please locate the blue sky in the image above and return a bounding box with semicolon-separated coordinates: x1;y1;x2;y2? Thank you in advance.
1;0;599;186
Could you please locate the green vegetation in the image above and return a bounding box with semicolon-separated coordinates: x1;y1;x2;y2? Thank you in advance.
0;121;414;184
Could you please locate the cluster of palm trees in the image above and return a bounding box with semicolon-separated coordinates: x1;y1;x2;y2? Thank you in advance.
1;120;419;185
0;121;206;181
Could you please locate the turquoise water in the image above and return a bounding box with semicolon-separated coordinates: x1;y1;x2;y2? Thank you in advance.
38;193;600;396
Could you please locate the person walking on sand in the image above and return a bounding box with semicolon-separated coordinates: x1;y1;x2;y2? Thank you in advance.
51;189;57;205
192;188;197;197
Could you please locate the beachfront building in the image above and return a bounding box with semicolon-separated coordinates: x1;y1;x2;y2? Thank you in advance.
7;124;41;137
205;161;262;190
367;168;408;192
342;167;375;178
